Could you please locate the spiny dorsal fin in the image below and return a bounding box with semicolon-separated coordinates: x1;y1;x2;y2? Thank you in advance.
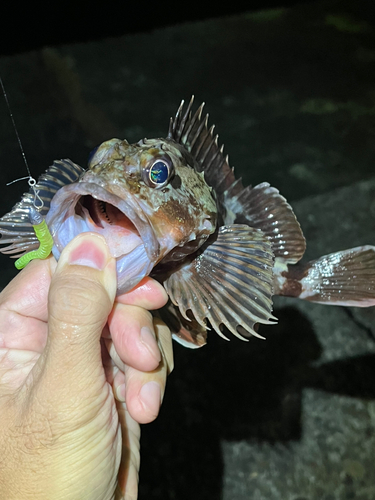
168;97;242;196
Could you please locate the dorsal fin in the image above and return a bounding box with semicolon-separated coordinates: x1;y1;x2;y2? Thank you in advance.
223;182;306;264
167;97;242;196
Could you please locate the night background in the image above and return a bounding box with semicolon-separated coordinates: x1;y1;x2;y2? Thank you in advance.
1;0;375;498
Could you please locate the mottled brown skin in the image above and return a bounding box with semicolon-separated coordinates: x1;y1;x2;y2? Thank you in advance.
86;137;218;265
278;277;303;298
279;264;309;297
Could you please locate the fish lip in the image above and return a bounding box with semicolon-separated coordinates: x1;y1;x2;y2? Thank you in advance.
46;179;160;261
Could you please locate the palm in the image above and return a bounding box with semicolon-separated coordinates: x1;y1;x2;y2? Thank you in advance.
0;255;171;499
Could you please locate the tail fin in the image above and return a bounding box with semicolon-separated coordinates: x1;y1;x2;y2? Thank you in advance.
274;246;375;307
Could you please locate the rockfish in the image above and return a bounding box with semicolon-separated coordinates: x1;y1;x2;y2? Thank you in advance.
0;98;374;347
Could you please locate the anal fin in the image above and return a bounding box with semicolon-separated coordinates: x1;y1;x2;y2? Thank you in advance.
157;302;208;349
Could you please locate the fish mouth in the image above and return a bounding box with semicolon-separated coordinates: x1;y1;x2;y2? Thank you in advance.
46;180;160;293
80;197;126;228
76;196;143;258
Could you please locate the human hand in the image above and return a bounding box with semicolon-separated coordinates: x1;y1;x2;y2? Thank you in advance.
0;233;173;499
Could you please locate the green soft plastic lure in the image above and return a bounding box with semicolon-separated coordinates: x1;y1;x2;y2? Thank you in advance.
14;207;54;270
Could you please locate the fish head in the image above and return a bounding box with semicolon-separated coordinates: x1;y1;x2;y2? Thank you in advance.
46;137;218;293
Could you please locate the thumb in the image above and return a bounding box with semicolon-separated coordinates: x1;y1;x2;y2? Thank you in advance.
38;233;116;399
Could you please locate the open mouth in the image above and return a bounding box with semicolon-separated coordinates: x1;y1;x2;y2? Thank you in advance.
46;181;159;260
78;196;136;230
46;180;159;293
75;196;143;258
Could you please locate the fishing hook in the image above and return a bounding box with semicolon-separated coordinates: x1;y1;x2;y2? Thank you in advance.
28;176;44;210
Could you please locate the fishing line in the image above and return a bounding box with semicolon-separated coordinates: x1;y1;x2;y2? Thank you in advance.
1;76;53;268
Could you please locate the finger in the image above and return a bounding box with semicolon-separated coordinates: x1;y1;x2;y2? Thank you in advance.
116;277;168;310
115;400;140;500
0;256;56;321
113;319;173;424
0;257;56;352
106;303;161;372
123;362;165;424
34;233;116;403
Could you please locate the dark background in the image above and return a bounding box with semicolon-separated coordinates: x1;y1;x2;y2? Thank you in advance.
5;0;320;56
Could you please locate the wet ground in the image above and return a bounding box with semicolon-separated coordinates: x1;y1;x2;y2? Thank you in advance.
0;1;375;498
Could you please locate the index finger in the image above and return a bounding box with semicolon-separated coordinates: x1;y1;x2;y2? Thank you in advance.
115;277;168;310
0;257;56;351
0;257;56;321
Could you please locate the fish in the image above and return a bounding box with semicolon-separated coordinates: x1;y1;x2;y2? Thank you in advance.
0;97;374;348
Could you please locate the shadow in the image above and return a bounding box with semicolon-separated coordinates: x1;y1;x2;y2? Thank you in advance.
139;305;375;500
139;307;321;500
307;353;375;399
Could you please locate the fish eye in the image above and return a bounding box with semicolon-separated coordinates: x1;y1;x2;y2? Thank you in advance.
150;161;169;183
143;156;173;189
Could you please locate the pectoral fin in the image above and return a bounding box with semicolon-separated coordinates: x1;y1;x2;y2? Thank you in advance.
163;224;276;341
